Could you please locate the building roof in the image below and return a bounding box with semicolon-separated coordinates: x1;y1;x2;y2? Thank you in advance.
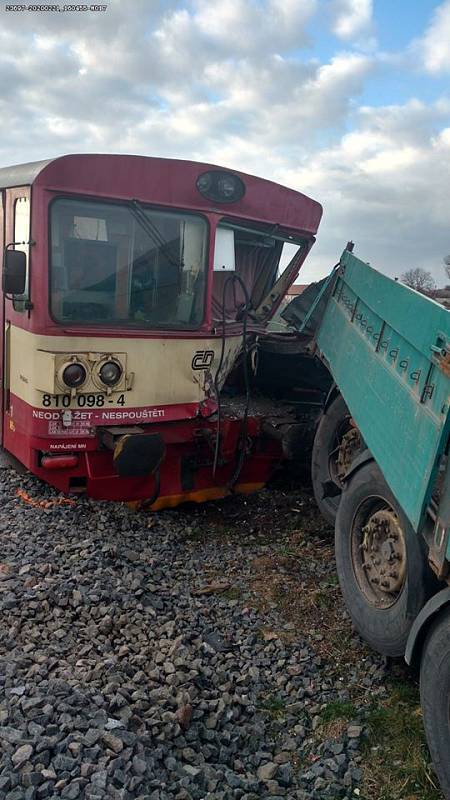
287;284;308;295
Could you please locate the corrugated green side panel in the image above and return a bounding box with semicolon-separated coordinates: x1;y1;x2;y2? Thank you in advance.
316;250;450;531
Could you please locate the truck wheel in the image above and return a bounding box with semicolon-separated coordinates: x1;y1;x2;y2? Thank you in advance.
420;606;450;799
311;394;363;525
335;462;432;657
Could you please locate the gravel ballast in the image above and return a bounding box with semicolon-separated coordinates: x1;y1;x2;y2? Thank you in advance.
0;467;390;800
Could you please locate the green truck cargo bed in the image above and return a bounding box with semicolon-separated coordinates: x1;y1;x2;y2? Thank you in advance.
289;248;450;536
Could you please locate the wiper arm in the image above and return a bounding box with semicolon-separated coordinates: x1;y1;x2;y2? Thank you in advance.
128;199;181;269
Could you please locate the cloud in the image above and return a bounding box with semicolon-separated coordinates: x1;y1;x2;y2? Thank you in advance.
329;0;374;44
420;0;450;74
0;2;372;165
286;99;450;283
0;1;448;287
192;0;317;53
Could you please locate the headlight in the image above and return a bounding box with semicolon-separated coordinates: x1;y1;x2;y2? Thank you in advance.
99;360;122;387
62;362;87;388
196;170;245;204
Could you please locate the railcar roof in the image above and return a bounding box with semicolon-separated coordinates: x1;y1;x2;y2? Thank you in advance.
0;158;55;189
0;154;322;236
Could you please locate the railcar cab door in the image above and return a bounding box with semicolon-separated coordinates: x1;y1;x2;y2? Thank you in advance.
0;187;30;447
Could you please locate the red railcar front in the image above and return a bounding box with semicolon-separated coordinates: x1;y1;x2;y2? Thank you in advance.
0;154;322;505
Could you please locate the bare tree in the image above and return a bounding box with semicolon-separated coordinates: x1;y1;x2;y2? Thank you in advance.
444;255;450;285
401;268;436;294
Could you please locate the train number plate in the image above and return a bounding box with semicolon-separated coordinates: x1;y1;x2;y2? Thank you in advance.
41;393;126;408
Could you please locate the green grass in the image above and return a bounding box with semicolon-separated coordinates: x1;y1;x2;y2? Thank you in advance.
314;589;336;610
260;695;287;717
221;587;242;601
278;546;297;557
320;700;358;724
319;574;340;588
362;678;442;800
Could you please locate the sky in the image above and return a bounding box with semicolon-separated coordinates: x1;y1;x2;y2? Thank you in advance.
0;0;449;285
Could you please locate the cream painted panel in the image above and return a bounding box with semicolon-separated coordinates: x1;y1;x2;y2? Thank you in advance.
8;326;242;408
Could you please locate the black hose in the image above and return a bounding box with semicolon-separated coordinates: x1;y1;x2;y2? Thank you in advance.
212;274;251;489
140;468;161;511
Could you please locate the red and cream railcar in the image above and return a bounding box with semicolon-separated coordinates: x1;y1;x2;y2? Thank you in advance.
0;154;322;505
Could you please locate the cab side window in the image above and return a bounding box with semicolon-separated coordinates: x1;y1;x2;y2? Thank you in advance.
13;196;30;311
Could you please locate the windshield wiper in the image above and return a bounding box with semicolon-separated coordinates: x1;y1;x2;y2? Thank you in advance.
128;199;181;269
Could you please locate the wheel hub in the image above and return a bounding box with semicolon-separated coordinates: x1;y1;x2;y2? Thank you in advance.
360;509;406;598
336;427;362;482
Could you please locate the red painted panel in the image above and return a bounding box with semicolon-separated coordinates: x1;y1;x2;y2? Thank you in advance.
34;155;322;235
4;389;284;503
8;393;209;440
7;155;321;337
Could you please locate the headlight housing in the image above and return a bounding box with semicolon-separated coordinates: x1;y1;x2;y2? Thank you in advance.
51;352;128;396
62;362;87;388
196;170;245;204
98;360;122;387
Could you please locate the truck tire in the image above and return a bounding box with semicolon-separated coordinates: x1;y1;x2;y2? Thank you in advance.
335;462;433;657
312;394;362;525
420;606;450;799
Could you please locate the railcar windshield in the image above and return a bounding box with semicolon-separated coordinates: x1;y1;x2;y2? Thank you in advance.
212;222;304;323
50;198;208;328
